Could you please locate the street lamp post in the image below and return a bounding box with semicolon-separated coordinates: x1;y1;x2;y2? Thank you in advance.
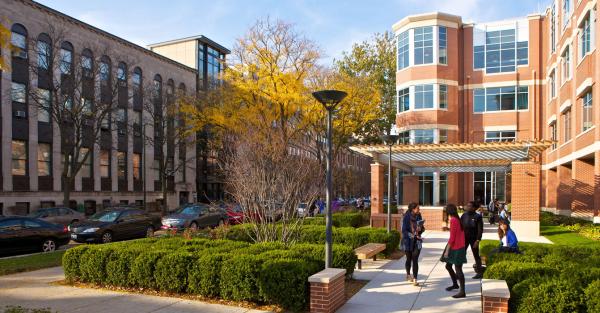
312;90;347;268
382;126;399;233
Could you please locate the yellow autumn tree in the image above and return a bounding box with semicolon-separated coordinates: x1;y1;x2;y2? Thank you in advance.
0;17;11;71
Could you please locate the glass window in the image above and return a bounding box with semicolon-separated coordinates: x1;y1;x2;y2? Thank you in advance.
439;174;448;205
153;159;160;180
474;171;506;204
81;55;92;71
397;31;409;70
100;61;110;83
549;70;556;99
551;4;556;53
550;123;558;149
37;40;50;70
133;153;141;180
38;143;51;176
117;152;126;179
516;41;528;65
100;150;110;178
414;129;435;144
398;88;410;112
414;26;433;65
37;89;50;122
399;131;410;144
11;31;26;50
485;29;516;73
439;129;448;143
134;110;142;126
59;48;72;74
80;148;92;178
485;131;516;142
580;14;591;58
82;98;92;114
117;64;127;82
563;0;571;28
116;108;126;123
474;88;485;112
439;84;448;109
562;46;571;83
419;173;434;206
474;86;527;112
414;84;434;109
438;26;447;64
563;109;571;142
474;45;485;69
517;86;528;110
583;92;593;131
11;82;26;103
12;140;27;176
132;71;141;87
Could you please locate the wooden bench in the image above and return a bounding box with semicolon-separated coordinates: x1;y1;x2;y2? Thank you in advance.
354;243;386;269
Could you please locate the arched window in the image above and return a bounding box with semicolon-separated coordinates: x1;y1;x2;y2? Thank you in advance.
59;41;73;75
11;24;28;58
132;67;142;89
36;33;51;70
178;83;186;95
81;49;93;77
166;79;174;96
117;62;127;85
153;74;162;99
99;56;111;84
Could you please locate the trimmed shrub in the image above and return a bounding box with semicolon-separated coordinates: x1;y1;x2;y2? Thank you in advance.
332;212;364;227
483;261;554;288
220;255;265;302
106;248;143;286
62;245;90;282
362;229;400;255
299;225;328;244
584;280;600;313
154;252;194;292
187;253;229;297
510;277;546;312
288;243;356;275
517;279;584;313
79;246;114;284
239;242;287;254
258;259;313;311
335;228;369;249
130;250;168;289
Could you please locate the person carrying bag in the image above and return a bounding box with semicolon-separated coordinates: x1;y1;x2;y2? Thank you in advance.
443;204;467;298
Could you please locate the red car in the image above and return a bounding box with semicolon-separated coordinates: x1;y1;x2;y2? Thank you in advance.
226;204;244;225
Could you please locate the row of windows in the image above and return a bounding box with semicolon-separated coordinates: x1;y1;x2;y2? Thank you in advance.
397;26;447;70
473;28;528;73
474;86;528;112
549;91;593;150
397;84;448;112
397;129;448;145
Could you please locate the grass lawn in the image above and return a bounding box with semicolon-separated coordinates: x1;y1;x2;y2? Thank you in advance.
0;251;65;276
540;225;598;245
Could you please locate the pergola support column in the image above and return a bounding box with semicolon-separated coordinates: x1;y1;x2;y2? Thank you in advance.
510;161;541;237
370;163;384;214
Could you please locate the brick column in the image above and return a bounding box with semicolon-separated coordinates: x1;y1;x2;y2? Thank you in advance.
309;268;346;313
371;163;384;214
511;161;540;237
482;279;510;313
402;175;419;205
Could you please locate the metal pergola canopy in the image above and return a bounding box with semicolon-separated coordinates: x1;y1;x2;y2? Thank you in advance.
350;140;554;173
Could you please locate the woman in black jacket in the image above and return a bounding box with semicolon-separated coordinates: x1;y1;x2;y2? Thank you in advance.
401;202;424;286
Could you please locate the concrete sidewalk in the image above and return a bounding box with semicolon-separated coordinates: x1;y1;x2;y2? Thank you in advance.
338;231;482;313
0;267;269;313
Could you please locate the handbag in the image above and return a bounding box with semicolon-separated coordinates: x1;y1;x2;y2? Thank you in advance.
440;243;450;262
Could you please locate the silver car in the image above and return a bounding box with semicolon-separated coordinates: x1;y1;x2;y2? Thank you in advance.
28;207;86;227
161;204;226;230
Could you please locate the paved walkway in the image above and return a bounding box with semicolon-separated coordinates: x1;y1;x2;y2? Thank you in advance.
0;267;269;313
338;231;482;313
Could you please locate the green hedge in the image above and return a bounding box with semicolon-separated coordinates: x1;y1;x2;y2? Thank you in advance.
584;280;600;313
62;237;356;311
304;212;369;228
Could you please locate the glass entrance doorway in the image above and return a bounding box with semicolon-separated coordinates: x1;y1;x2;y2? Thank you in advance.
473;171;506;206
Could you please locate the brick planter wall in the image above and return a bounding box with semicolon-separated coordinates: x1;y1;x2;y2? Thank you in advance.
482;279;510;313
309;268;346;313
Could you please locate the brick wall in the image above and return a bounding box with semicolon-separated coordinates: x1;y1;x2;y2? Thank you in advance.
481;279;510;313
572;158;594;218
511;162;540;222
371;163;384;214
419;208;446;231
402;175;419;204
309;269;346;313
483;296;509;313
371;213;403;231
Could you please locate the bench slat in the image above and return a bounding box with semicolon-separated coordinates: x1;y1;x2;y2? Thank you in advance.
354;243;386;259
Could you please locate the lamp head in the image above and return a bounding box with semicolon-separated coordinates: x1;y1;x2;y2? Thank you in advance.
312;90;347;110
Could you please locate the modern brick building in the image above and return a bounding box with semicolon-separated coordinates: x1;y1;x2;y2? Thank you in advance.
386;0;598;222
0;0;199;215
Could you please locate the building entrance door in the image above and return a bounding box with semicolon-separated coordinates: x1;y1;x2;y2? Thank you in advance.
473;171;506;206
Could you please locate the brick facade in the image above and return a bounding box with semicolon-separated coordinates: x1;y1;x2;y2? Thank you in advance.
481;279;510;313
402;175;419;204
483;296;509;313
511;162;541;222
309;269;346;313
370;163;385;214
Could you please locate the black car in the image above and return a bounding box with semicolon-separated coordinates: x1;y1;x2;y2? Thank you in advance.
70;208;161;244
0;216;70;256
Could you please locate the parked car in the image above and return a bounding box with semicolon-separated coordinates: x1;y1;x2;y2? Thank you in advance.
226;204;245;225
161;203;227;230
28;207;86;227
297;203;308;217
0;216;70;256
70;208;160;244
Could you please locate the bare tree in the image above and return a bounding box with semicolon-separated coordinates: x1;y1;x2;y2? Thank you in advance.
222;131;320;244
26;23;137;206
139;81;195;214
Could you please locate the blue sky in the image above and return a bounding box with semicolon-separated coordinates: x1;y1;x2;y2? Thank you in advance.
36;0;549;64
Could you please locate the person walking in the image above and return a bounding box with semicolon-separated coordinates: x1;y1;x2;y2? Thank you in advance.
461;201;484;279
444;204;467;298
488;198;499;225
401;202;424;286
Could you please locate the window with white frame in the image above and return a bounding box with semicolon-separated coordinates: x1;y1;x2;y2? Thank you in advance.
561;46;571;83
398;87;409;112
413;129;435;144
414;84;434;109
562;0;571;29
397;31;409;70
439;129;448;143
562;108;571;142
551;4;556;53
414;26;433;65
550;122;558;149
399;131;410;144
579;12;592;59
439;26;447;64
474;86;528;112
474;28;528;73
485;131;516;142
549;70;556;99
582;91;593;131
439;85;448;109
